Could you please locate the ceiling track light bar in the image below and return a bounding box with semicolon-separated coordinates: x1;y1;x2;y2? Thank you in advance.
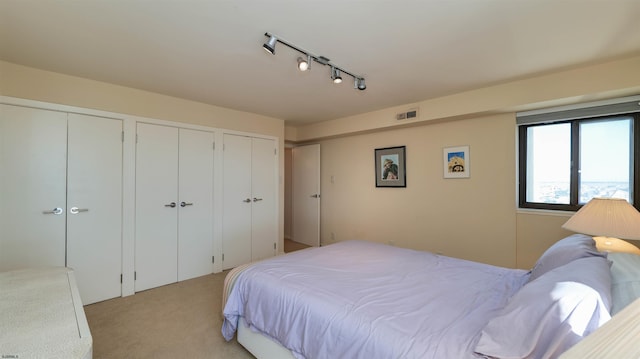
263;32;366;90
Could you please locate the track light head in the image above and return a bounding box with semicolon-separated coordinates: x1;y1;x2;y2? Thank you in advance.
263;35;277;55
297;55;310;71
262;32;367;89
331;67;342;84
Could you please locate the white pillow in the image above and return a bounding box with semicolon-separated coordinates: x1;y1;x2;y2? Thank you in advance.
528;234;606;283
608;252;640;315
475;256;612;359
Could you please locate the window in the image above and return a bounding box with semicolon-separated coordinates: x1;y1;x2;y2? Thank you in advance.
518;98;640;211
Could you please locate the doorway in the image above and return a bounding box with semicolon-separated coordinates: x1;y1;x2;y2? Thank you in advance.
285;144;321;247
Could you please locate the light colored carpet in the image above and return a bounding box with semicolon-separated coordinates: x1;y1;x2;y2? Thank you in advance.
284;239;311;253
85;242;312;359
84;271;255;359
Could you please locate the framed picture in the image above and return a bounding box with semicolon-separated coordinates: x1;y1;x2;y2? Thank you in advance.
443;145;470;178
375;146;406;187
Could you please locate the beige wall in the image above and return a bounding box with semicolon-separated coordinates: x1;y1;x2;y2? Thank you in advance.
290;55;640;143
319;113;517;267
5;55;640;270
291;54;640;269
0;61;283;136
516;211;575;269
515;214;640;269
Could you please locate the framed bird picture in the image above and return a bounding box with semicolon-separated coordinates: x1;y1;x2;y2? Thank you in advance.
375;146;406;187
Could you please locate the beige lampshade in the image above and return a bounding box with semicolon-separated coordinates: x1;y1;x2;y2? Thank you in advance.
562;198;640;240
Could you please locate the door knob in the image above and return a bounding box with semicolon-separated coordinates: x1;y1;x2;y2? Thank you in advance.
69;207;89;214
164;202;177;208
42;207;63;215
180;201;193;207
243;198;251;203
253;198;263;202
310;194;320;198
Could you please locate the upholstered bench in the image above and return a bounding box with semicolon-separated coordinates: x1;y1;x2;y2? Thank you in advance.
0;267;92;358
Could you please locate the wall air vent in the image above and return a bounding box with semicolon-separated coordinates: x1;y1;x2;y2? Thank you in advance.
396;108;419;121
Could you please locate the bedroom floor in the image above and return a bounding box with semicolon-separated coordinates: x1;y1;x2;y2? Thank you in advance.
284;238;311;253
84;271;255;359
84;241;310;359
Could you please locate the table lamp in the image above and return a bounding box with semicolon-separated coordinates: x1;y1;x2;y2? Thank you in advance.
559;198;640;358
562;198;640;254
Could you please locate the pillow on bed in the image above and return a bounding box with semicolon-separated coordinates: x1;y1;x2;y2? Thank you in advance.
608;252;640;315
475;256;612;359
528;234;606;283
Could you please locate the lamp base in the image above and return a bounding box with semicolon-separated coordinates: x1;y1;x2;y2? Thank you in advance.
593;236;640;254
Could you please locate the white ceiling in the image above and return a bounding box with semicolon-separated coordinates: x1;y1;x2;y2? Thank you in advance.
1;1;639;126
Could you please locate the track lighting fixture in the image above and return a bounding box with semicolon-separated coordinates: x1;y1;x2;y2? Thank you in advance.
262;32;366;90
331;67;342;84
297;55;310;71
263;35;277;54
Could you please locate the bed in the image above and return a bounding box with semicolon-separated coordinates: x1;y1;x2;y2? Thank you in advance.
222;235;640;359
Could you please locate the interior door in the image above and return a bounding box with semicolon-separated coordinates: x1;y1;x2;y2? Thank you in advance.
292;144;321;247
135;123;179;291
0;104;67;271
178;128;214;281
251;137;277;260
66;113;123;304
222;134;252;269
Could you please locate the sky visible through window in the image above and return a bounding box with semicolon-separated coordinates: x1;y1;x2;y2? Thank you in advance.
527;118;631;204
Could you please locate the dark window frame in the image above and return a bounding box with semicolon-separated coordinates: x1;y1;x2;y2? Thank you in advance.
518;112;639;212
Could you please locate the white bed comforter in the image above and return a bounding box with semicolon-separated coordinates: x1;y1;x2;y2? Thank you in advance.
222;240;528;359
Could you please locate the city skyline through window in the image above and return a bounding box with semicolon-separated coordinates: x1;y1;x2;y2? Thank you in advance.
526;117;632;205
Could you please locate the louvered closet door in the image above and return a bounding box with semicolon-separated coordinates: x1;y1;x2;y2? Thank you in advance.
178;128;214;281
0;105;67;271
66;113;123;304
251;137;277;261
222;134;252;269
135;123;179;291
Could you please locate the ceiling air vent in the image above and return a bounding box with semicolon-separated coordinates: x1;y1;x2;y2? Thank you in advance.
396;108;419;121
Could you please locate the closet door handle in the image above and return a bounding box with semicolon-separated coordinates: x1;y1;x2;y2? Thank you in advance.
253;198;263;202
164;202;177;208
69;207;89;214
42;207;63;215
242;198;251;203
180;201;193;207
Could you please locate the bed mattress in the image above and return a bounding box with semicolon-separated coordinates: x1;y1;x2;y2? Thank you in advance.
223;240;528;359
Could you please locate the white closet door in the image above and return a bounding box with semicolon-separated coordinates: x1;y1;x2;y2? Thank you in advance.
135;123;179;291
66;113;123;304
251;138;277;261
0;104;67;271
222;134;252;269
178;128;214;281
